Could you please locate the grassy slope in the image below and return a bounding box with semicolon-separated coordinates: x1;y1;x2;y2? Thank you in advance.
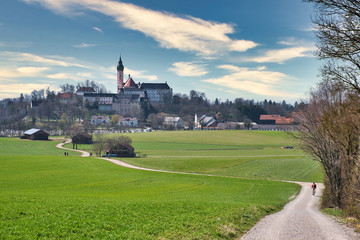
0;136;301;239
102;130;323;182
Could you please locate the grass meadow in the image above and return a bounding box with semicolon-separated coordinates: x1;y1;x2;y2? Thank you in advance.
78;130;323;182
0;131;320;239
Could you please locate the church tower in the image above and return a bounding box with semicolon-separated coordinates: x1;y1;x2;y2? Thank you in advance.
117;55;124;92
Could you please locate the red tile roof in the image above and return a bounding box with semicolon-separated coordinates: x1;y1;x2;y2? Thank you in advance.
124;75;137;88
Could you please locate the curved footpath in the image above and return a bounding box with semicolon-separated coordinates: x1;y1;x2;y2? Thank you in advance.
57;140;360;240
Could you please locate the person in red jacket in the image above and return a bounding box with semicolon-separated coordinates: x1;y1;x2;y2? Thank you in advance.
311;182;317;196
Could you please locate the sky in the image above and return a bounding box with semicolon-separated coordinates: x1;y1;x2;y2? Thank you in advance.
0;0;321;103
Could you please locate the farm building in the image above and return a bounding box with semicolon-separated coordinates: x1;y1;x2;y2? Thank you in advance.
22;128;49;140
107;142;136;157
72;132;92;144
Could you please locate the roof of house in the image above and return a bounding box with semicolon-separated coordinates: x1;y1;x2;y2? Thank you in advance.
76;87;96;93
260;115;281;120
24;128;48;135
164;116;181;122
124;75;137;88
140;83;171;90
58;93;75;99
199;115;217;127
275;117;293;125
260;115;293;125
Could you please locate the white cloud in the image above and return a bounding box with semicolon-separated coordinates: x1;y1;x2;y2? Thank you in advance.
0;83;51;99
76;72;93;78
46;73;74;79
124;67;158;81
92;26;103;33
217;64;241;72
22;0;258;56
0;67;49;79
169;62;208;77
0;51;88;68
72;43;96;48
247;46;315;63
202;65;294;97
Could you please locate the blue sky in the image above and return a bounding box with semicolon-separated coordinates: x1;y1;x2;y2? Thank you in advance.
0;0;320;103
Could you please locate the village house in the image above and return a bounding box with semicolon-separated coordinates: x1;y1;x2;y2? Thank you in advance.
57;92;77;105
75;87;96;96
91;115;110;125
119;117;138;128
164;116;184;129
258;114;296;131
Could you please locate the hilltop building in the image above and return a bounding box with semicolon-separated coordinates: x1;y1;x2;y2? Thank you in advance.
83;55;172;116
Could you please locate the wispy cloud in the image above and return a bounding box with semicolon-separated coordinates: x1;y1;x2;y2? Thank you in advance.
0;67;49;79
72;43;96;48
202;65;295;97
124;67;157;81
246;46;315;64
92;26;103;33
76;72;93;78
169;62;208;77
0;51;88;68
0;83;51;98
46;73;75;79
22;0;258;57
0;42;32;48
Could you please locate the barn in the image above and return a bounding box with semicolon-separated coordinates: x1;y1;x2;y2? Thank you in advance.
22;128;49;140
107;142;136;157
71;132;92;149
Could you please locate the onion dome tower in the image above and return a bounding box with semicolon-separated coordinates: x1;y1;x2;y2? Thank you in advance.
117;55;124;92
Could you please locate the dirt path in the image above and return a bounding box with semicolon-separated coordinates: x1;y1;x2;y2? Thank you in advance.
241;182;360;240
56;141;360;239
56;139;90;157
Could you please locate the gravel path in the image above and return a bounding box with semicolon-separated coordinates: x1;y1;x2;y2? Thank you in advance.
56;140;360;240
241;182;360;240
56;139;90;157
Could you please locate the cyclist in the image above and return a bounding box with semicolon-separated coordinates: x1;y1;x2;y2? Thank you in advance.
311;182;317;196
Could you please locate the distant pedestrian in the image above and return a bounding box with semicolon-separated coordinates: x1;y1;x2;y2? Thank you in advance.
64;152;66;156
311;182;317;196
90;152;92;156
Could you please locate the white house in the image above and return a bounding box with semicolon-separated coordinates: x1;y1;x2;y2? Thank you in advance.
164;116;184;129
91;115;110;125
119;117;138;128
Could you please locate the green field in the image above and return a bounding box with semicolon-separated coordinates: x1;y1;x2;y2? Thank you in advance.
0;131;321;239
77;130;323;182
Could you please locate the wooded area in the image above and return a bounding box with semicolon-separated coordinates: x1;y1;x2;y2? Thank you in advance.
299;0;360;219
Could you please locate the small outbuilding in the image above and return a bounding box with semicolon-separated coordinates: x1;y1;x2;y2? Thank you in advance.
22;128;49;140
71;132;93;149
106;142;136;157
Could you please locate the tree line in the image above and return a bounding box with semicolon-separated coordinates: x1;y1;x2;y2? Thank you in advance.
0;79;297;134
297;0;360;220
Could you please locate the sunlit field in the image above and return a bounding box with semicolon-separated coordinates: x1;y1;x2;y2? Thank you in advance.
0;130;319;239
77;130;323;182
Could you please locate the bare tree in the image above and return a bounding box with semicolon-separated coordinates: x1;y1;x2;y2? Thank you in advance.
92;134;106;157
295;82;344;207
305;0;360;217
306;0;360;94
